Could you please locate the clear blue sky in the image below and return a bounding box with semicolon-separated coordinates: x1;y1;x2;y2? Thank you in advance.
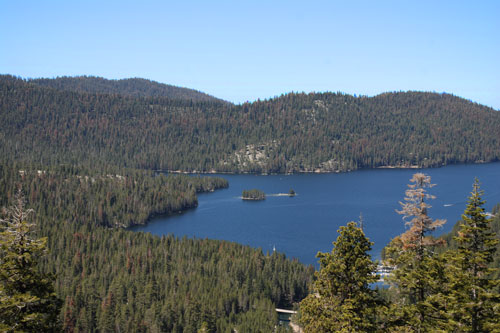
1;0;499;109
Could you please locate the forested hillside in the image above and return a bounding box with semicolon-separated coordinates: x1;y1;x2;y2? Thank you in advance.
0;164;228;229
2;74;500;331
0;163;313;331
2;75;499;173
29;76;224;103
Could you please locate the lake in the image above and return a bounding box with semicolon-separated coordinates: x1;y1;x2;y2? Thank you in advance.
130;162;500;267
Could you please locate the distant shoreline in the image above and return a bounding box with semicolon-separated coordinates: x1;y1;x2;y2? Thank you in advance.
376;165;420;169
158;161;494;176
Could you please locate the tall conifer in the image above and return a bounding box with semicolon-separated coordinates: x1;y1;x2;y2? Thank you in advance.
385;173;448;332
448;179;500;332
299;222;380;332
0;189;62;331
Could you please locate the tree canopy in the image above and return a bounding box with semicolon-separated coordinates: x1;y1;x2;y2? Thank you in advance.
0;164;313;331
0;189;62;332
379;175;500;332
447;179;500;331
299;222;380;332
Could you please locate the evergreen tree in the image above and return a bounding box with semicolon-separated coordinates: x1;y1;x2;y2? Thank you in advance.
384;173;448;332
0;189;62;332
447;179;500;332
396;173;446;255
299;222;380;332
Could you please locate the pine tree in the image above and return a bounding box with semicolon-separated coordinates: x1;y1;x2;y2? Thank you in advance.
299;222;380;332
448;179;500;332
384;173;448;332
396;173;446;255
0;189;62;332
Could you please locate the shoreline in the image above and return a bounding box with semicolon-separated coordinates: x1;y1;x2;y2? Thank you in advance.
156;161;495;176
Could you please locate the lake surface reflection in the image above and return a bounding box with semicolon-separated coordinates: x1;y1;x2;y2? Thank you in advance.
130;163;500;266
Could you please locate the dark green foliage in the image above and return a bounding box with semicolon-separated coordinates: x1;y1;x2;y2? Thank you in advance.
45;225;311;332
2;75;500;173
242;189;266;200
491;210;500;278
0;164;228;229
440;194;500;280
30;76;225;103
229;298;281;333
299;222;381;332
0;190;62;332
446;179;500;331
0;164;313;331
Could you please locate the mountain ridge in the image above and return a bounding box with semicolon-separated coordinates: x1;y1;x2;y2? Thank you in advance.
1;75;499;173
3;74;227;103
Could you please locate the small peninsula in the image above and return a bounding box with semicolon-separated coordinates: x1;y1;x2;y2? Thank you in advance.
242;189;266;201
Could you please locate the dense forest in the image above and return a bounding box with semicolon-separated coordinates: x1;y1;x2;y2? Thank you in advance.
1;75;500;331
0;163;313;331
30;76;224;103
1;75;499;173
0;164;228;229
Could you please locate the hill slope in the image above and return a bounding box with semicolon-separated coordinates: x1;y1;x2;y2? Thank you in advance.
1;75;499;173
28;75;225;103
0;163;312;331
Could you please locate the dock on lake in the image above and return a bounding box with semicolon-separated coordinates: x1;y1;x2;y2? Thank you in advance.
276;308;296;323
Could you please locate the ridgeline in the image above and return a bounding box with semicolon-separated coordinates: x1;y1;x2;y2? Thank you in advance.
2;75;499;174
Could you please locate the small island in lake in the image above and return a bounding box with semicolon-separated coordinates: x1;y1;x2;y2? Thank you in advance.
242;189;266;200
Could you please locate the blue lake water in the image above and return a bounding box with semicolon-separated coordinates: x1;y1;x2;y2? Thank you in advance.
131;163;500;267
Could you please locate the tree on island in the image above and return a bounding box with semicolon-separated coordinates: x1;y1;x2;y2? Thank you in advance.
242;189;266;200
0;189;62;332
299;222;381;332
